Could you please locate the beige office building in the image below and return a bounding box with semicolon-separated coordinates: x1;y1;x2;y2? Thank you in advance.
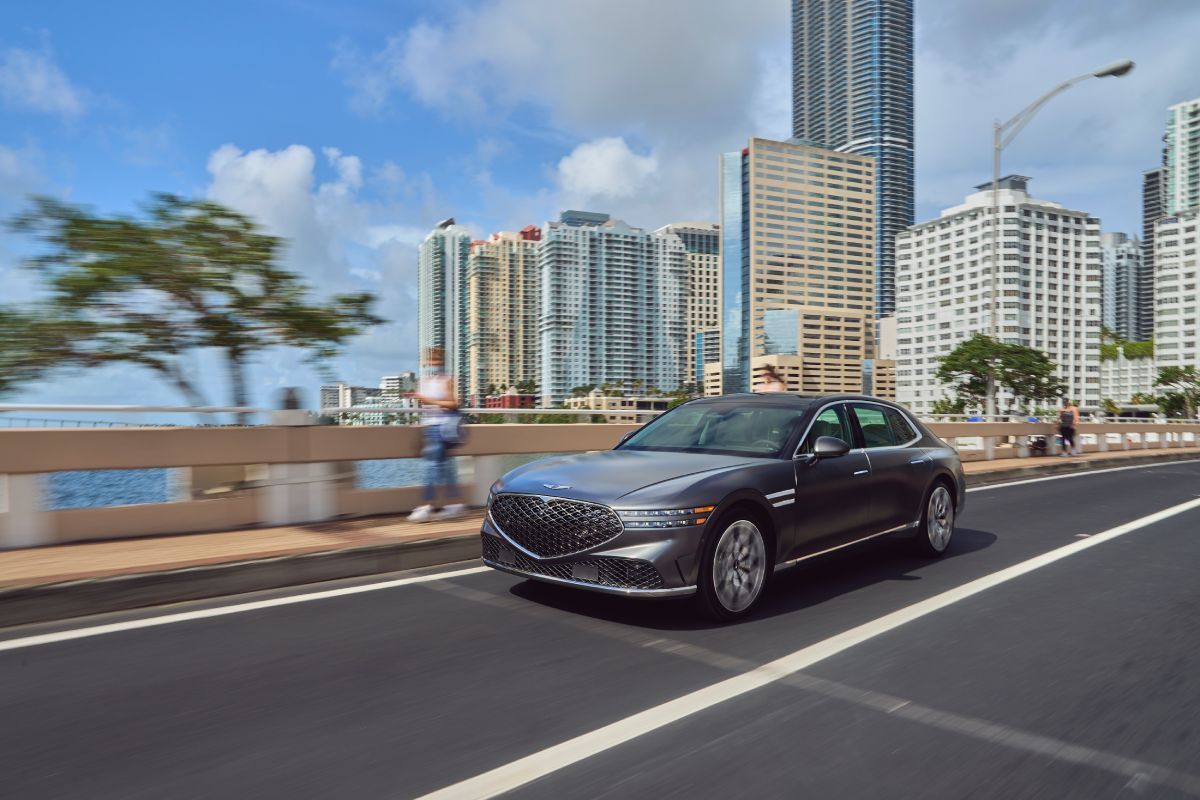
657;222;721;390
713;137;876;395
466;226;541;403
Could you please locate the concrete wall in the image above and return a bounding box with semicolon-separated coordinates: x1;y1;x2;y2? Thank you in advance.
2;421;1198;549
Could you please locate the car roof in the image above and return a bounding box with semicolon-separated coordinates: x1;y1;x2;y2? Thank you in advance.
690;393;896;407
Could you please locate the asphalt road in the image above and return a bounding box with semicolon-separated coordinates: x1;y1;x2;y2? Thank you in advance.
3;460;1200;799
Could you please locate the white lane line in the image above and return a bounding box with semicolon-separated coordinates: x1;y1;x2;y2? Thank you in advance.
417;496;1200;800
966;458;1200;493
0;565;489;653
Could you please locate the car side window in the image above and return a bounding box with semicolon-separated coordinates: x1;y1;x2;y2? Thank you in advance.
799;405;852;454
850;405;898;449
885;408;918;445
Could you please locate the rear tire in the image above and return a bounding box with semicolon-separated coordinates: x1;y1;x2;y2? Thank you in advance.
913;482;955;557
696;509;771;621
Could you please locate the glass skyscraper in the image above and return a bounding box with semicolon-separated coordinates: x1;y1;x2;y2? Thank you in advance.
792;0;913;319
717;138;877;397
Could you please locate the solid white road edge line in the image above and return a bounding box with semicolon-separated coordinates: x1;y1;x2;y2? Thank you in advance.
966;457;1200;493
0;565;489;653
415;496;1200;800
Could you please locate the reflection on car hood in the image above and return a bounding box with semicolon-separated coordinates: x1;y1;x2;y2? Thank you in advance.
495;449;762;505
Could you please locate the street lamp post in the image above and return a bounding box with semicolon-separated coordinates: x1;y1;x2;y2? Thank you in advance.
985;59;1134;419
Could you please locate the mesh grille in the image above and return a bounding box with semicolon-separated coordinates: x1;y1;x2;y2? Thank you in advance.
482;534;664;591
489;494;623;558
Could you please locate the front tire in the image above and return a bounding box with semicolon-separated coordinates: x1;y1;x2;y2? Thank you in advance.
696;511;771;621
914;482;955;557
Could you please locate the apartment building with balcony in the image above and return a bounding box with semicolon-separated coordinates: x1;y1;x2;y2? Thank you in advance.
539;212;688;407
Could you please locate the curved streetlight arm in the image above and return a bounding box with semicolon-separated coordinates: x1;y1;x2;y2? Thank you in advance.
998;71;1095;150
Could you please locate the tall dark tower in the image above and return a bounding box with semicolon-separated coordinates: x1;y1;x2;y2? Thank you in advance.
792;0;914;319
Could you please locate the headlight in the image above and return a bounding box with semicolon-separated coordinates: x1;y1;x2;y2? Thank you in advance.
618;506;715;529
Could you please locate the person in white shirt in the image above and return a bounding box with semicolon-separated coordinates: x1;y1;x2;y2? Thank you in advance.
407;348;467;522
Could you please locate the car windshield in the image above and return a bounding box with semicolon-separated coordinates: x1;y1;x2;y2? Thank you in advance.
619;402;811;458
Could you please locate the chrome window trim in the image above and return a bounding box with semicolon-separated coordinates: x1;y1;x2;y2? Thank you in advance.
846;399;923;450
790;400;862;460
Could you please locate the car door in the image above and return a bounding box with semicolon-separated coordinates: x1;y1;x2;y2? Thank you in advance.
848;402;930;532
787;402;874;560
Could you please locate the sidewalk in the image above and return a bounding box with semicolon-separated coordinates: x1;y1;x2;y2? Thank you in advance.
2;447;1198;628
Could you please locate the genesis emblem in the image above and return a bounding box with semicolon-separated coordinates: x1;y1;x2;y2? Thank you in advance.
543;483;572;490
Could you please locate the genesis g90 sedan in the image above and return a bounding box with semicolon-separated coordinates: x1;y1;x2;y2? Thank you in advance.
480;394;965;620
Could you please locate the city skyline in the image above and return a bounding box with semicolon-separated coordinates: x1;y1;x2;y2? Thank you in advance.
2;1;1198;408
792;0;914;319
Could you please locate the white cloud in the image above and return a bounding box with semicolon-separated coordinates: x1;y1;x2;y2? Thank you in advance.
203;143;452;392
0;42;86;117
556;137;658;201
0;142;42;199
915;0;1200;233
335;0;1200;239
332;0;787;229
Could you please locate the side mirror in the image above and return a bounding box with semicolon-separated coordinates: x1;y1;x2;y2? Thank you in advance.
811;435;850;459
617;431;635;447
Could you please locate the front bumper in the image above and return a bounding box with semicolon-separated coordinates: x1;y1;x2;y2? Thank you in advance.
479;516;698;597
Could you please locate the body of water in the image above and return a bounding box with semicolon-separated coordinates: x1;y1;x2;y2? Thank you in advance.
44;454;555;510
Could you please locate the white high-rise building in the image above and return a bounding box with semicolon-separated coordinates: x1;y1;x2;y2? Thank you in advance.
379;373;417;398
1165;98;1200;216
1153;211;1199;372
1100;232;1145;341
895;176;1102;413
539;212;688;407
417;218;472;400
1100;350;1156;405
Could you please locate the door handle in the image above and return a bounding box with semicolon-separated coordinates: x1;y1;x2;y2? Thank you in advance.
909;458;927;465
853;469;869;476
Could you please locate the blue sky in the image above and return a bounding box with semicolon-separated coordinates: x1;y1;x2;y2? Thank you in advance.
3;0;1199;413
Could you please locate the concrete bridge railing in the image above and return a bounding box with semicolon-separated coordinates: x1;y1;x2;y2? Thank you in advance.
1;418;1198;550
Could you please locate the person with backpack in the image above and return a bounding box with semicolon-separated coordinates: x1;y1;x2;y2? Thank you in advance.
407;347;467;522
1058;398;1080;457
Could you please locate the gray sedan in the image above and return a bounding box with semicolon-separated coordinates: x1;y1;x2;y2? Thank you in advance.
480;394;966;620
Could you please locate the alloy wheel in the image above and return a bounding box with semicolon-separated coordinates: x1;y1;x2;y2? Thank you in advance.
712;519;767;613
927;485;954;552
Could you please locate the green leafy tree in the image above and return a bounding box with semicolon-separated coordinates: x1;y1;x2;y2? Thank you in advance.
935;333;1064;413
1155;366;1200;419
666;382;699;409
1101;398;1121;416
930;396;967;415
514;379;538;395
1000;344;1065;408
6;195;382;418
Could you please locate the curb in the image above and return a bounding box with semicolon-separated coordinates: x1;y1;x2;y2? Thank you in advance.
0;533;481;629
3;452;1198;629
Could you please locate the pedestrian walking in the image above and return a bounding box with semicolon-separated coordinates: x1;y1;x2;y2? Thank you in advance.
1058;398;1080;457
407;348;467;523
758;364;786;393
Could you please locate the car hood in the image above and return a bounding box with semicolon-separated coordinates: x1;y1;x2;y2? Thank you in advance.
493;449;763;505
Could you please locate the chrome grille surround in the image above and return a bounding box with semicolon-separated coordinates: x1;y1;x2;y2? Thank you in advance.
481;534;664;591
488;493;623;559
